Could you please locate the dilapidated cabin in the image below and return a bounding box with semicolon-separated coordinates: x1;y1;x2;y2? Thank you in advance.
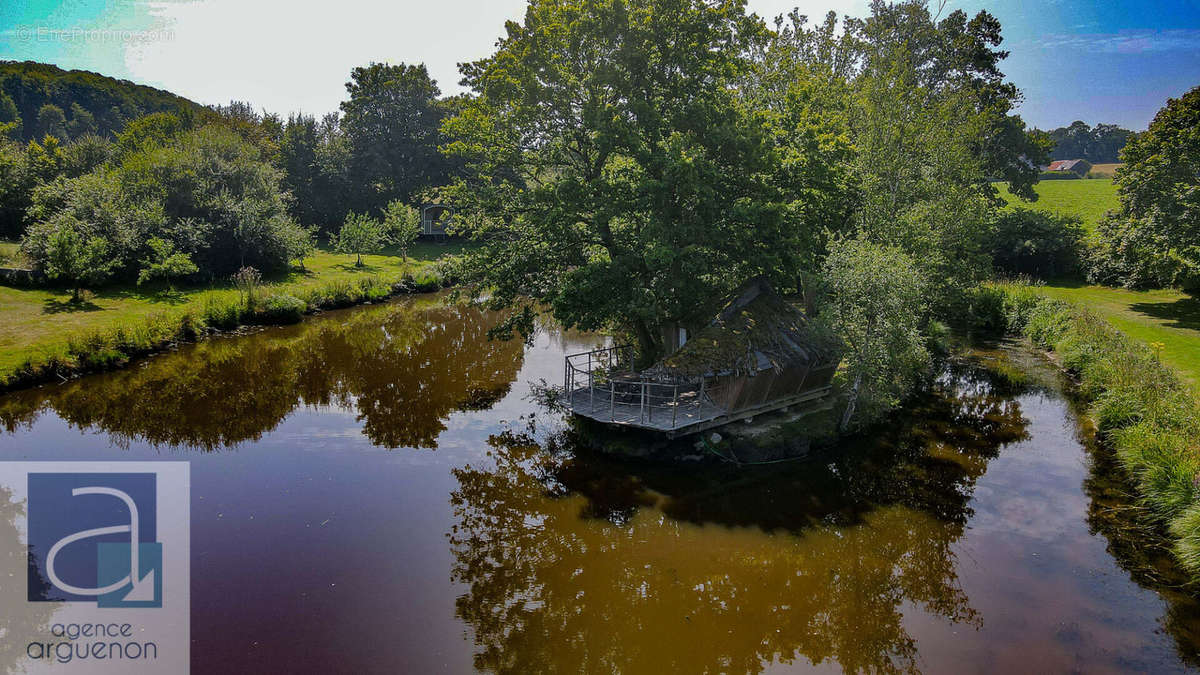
564;277;837;437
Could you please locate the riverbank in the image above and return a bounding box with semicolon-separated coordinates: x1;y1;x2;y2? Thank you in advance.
1035;282;1200;386
0;242;467;391
997;283;1200;580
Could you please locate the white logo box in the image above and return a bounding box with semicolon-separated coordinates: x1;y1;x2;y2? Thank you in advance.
0;461;190;674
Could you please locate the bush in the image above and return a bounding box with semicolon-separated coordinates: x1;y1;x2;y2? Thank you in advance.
253;293;307;324
21;122;303;283
988;209;1086;279
961;285;1007;335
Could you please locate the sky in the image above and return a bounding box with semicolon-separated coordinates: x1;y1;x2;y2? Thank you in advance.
1;0;1199;130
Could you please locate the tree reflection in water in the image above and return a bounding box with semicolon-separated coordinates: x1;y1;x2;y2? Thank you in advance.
0;487;58;674
0;296;524;451
449;365;1031;674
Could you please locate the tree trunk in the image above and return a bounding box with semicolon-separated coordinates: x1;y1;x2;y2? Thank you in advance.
840;371;863;432
632;318;662;371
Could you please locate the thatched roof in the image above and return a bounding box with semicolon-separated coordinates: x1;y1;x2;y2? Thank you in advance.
649;277;832;380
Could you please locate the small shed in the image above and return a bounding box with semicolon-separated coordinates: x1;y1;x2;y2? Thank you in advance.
1046;159;1092;177
563;278;837;436
420;204;455;238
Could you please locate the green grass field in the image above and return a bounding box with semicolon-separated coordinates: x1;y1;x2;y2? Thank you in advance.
994;176;1200;386
0;240;470;375
1035;283;1200;386
996;178;1120;233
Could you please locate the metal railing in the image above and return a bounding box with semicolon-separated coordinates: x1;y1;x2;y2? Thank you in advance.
563;345;725;430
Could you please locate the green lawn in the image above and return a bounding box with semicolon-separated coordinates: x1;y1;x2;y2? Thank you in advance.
0;240;21;266
996;178;1120;233
0;240;471;375
1037;282;1200;386
995;177;1200;387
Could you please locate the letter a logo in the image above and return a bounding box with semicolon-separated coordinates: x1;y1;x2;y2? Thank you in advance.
27;473;163;608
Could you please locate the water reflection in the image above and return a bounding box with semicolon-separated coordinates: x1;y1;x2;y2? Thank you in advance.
1082;409;1200;667
0;487;57;674
0;296;524;451
449;364;1030;673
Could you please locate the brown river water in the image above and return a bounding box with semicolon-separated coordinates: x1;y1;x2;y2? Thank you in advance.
1;292;1199;673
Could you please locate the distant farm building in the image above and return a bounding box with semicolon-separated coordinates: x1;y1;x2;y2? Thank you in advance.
564;277;837;437
1046;159;1092;177
420;204;454;239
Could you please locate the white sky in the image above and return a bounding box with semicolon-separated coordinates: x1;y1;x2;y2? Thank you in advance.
13;0;1191;128
126;0;870;118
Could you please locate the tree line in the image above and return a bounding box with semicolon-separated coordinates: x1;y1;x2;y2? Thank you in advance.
0;60;456;294
1042;120;1133;164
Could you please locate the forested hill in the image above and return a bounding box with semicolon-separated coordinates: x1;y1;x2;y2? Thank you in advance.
0;61;203;142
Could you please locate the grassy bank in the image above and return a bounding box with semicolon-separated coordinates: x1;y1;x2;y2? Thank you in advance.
996;283;1200;579
0;241;468;390
996;178;1120;233
1035;283;1200;386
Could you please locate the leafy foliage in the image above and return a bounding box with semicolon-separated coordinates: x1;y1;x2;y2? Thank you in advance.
1089;86;1200;290
137;237;199;287
21;123;304;281
333;212;388;267
340;63;453;214
988;208;1085;279
823;237;930;429
446;0;786;361
383;201;421;262
41;222;119;300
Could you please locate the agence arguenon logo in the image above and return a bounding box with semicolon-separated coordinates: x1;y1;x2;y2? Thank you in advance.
0;461;190;674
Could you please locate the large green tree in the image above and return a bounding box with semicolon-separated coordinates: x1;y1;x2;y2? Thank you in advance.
340;63;450;213
445;0;798;362
1090;86;1200;289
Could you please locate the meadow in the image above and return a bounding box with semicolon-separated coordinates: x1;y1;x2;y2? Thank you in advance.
995;177;1120;233
0;240;469;381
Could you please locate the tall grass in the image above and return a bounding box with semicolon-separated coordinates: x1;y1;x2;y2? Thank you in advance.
0;269;452;391
996;283;1200;577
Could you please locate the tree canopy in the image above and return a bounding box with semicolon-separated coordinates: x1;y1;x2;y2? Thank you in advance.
0;61;202;143
1089;86;1200;290
340;63;453;214
1045;120;1132;164
446;0;795;361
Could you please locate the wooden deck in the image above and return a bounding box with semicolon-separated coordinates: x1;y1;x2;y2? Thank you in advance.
566;385;832;438
567;387;725;433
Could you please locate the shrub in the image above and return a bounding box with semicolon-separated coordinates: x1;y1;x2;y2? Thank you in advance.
962;285;1007;335
253;293;307;324
410;269;443;293
202;294;242;330
988;209;1086;279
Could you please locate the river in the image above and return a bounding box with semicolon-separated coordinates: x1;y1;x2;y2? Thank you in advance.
1;293;1198;673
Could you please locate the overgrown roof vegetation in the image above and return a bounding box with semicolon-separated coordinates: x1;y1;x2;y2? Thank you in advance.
654;278;835;379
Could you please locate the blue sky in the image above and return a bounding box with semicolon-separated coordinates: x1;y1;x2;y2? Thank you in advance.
1;0;1198;130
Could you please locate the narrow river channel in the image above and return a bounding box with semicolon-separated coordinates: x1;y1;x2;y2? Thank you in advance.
1;293;1198;673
